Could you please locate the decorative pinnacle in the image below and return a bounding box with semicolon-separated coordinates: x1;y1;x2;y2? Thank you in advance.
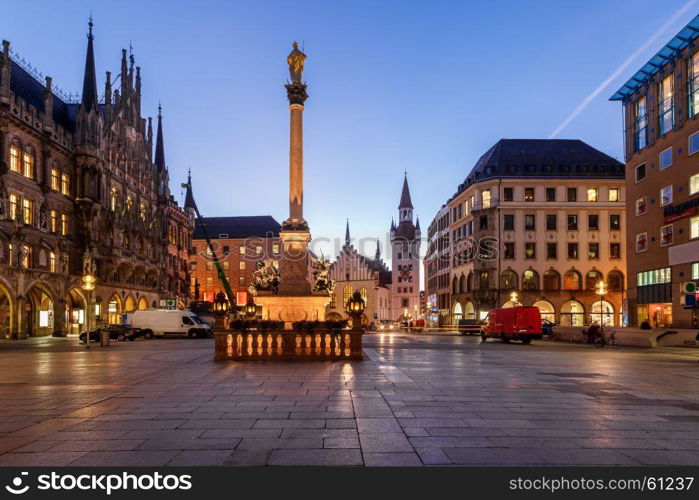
88;14;94;40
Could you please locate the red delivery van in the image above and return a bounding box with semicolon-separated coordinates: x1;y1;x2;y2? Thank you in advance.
481;306;542;344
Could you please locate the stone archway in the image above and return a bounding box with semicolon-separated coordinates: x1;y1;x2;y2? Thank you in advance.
124;295;137;313
463;301;475;319
0;279;14;339
107;294;123;324
64;287;88;336
138;296;149;310
22;282;56;337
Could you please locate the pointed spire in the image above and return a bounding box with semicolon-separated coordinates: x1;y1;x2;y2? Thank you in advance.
375;239;381;260
154;103;166;171
416;216;421;230
183;168;196;210
391;218;396;231
398;172;413;209
344;219;350;245
80;16;98;113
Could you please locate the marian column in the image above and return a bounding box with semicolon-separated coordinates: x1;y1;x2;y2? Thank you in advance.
278;42;312;295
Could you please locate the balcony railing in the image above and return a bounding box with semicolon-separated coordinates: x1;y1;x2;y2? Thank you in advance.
214;328;363;361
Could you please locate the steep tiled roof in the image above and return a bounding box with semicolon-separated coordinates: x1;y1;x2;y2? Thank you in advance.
193;216;281;239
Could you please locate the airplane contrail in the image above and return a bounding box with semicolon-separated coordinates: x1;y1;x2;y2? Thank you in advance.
548;0;699;139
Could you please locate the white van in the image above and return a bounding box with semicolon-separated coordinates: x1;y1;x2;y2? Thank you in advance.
130;310;212;338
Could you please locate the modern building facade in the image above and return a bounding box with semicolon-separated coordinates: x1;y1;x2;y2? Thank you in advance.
327;221;392;324
610;15;699;328
188;215;281;308
430;139;627;327
0;24;191;338
424;203;451;326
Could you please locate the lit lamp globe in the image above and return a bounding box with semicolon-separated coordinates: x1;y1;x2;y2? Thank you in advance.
245;298;256;318
345;291;365;329
81;274;95;291
214;291;228;312
595;280;608;332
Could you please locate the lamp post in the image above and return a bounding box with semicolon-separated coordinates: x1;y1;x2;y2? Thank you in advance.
80;272;95;349
595;280;608;335
345;291;365;330
245;297;257;319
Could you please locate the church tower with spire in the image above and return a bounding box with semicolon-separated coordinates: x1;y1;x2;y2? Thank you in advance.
390;174;421;321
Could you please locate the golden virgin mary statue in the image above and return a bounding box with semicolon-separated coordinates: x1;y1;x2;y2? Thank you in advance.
287;41;306;84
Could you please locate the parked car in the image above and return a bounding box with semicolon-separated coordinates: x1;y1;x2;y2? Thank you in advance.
541;319;555;337
79;324;146;343
457;318;484;335
481;306;542;344
377;321;396;332
129;310;212;338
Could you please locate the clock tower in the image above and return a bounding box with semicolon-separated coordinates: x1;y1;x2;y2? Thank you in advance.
390;174;421;321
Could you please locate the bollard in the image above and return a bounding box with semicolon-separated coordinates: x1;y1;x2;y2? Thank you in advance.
100;330;110;347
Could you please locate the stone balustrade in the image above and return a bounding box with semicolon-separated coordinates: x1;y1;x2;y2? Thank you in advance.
214;328;363;361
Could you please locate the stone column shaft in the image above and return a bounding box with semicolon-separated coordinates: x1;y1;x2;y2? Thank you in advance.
289;103;304;222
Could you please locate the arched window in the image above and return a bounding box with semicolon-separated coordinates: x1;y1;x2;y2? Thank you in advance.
459;274;466;293
467;272;473;292
533;300;555;323
560;300;585;326
607;270;624;291
22;146;35;179
479;271;489;290
590;300;614;326
585;270;603;290
522;270;539;291
452;302;463;321
543;270;560;291
359;287;367;304
500;270;518;290
463;301;475;319
563;270;582;290
452;276;459;295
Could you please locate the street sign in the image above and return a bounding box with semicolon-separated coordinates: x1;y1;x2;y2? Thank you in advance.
684;293;697;309
682;282;698;294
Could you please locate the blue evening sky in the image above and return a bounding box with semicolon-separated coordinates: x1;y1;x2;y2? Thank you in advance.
3;0;696;269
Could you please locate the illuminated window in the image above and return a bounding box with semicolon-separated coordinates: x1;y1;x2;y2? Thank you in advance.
61;214;69;236
635;196;647;216
609;188;619;202
140;203;146;220
524;188;535;201
272;244;280;254
343;285;353;306
690;174;699;195
635;232;648;253
634;96;648;150
239;261;246;270
9;146;20;173
110;187;118;211
660;224;673;247
21;245;30;268
610;214;621;231
206;277;213;287
22;198;33;225
239;246;246;255
691;216;699;239
659;74;674;135
22;151;35;179
51;168;60;190
256;246;263;255
690;52;699;117
126;194;134;211
50;210;58;232
637;267;671;286
692;262;699;280
61;173;70;196
660;185;673;207
482;190;491;209
586;188;598;202
9;193;18;220
222;261;229;270
49;252;56;272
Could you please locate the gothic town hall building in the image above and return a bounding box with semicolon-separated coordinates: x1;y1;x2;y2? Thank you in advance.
0;23;192;338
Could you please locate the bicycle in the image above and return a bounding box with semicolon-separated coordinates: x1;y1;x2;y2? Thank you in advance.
598;329;619;348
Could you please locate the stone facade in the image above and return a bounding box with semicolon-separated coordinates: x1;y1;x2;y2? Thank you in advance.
0;25;191;338
327;224;392;325
427;139;627;327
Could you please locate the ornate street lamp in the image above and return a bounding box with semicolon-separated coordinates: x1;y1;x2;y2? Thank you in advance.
213;291;228;312
345;291;365;330
595;280;608;334
245;297;257;318
81;272;95;349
